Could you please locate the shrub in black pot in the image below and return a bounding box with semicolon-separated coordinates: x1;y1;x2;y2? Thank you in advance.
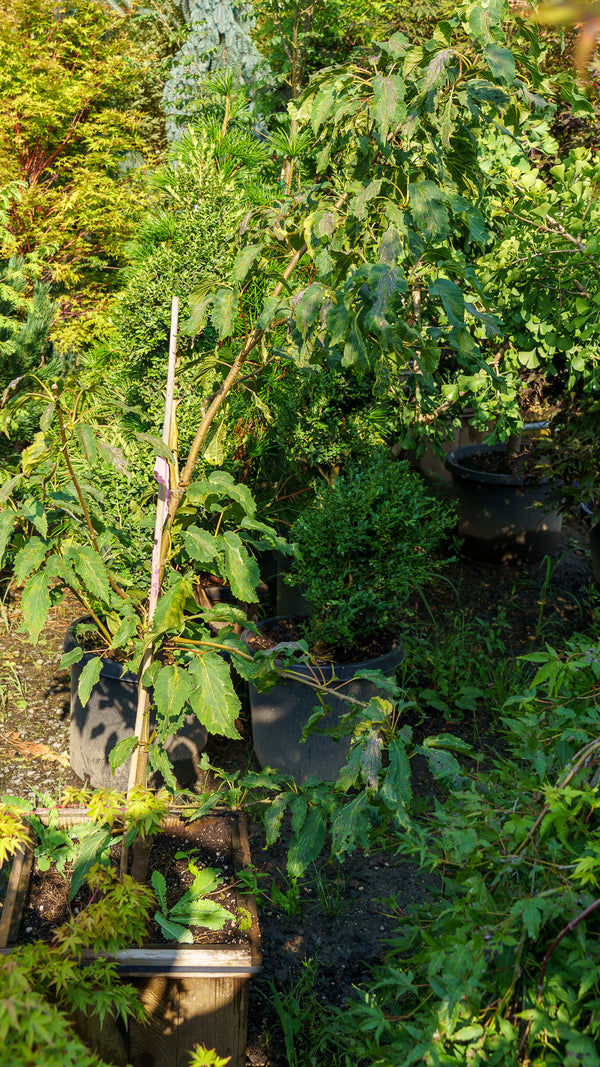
245;451;455;780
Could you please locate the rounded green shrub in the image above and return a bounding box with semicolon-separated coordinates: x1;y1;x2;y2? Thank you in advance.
287;451;455;657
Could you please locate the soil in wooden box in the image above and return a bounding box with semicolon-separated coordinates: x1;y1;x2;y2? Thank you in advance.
1;812;261;1067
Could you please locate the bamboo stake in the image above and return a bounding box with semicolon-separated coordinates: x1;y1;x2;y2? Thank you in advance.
126;296;179;799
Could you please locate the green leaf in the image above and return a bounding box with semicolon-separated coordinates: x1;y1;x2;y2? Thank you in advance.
408;182;449;240
155;911;193;942
154;664;194;729
222;531;260;601
68;545;112;605
109;735;138;772
287;806;328;877
21;500;47;538
509;897;542;938
13;536;48;583
77;656;103;707
60;647;84;669
429;277;465;327
203;420;227;466
372;75;404;140
74;422;98;463
211;287;238;340
0;511;16;567
484;43;515;85
188;652;241;738
183;526;220;565
172;896;232;930
265;792;290;846
153;579;192;634
68;824;112;901
21;570;51;643
331;793;371;859
132;432;175;463
231;244;262;284
294;284;325;336
350;180;382;222
381;737;412;808
151;870;168;911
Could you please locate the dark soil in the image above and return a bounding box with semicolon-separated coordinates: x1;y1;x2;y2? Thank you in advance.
0;514;597;1066
18;816;244;948
454;441;554;479
245;615;399;664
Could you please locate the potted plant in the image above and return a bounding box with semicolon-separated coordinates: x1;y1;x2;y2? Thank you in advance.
244;450;456;781
445;435;563;562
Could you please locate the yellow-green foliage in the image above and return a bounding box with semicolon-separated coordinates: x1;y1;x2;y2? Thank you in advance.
0;0;151;346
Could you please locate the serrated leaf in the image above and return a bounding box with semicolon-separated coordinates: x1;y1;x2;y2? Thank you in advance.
133;432;175;463
68;545;112;605
75;422;98;463
484;43;515;85
222;531;260;601
13;536;48;583
203;420;227;466
183;525;220;565
188;652;241;738
68;824;112;901
372;75;403;140
153;579;192;634
287;806;328;877
172;896;232;930
151;870;168;911
155;912;193;942
408;182;449;239
148;743;178;791
331;792;371;859
265;792;290;846
154;664;194;730
509;897;542;938
429;277;465;327
77;656;103;706
21;500;47;538
231;244;262;284
0;511;16;566
381;737;412;808
60;647;84;669
21;570;51;643
211;287;238;340
109;734;138;772
294;284;325;336
0;474;22;503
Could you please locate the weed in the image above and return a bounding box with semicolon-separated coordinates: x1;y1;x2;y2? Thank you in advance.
311;861;347;919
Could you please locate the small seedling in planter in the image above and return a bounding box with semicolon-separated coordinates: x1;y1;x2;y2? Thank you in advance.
151;859;234;944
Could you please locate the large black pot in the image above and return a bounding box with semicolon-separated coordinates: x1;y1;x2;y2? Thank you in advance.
244;617;405;783
65;619;207;790
445;443;562;561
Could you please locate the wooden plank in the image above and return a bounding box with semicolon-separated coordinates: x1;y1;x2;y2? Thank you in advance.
78;944;258;977
233;813;262;969
176;976;249;1067
128;975;181;1067
0;846;33;948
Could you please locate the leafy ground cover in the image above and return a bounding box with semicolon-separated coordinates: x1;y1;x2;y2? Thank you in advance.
0;516;595;1065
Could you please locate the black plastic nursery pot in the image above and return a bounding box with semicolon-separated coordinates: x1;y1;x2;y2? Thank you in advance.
244;617;405;783
445;443;562;562
0;808;261;1067
65;619;207;791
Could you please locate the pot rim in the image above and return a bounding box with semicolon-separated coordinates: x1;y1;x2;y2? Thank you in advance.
243;615;405;681
445;443;552;488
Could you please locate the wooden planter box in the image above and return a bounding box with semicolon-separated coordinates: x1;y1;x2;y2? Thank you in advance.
0;809;261;1067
